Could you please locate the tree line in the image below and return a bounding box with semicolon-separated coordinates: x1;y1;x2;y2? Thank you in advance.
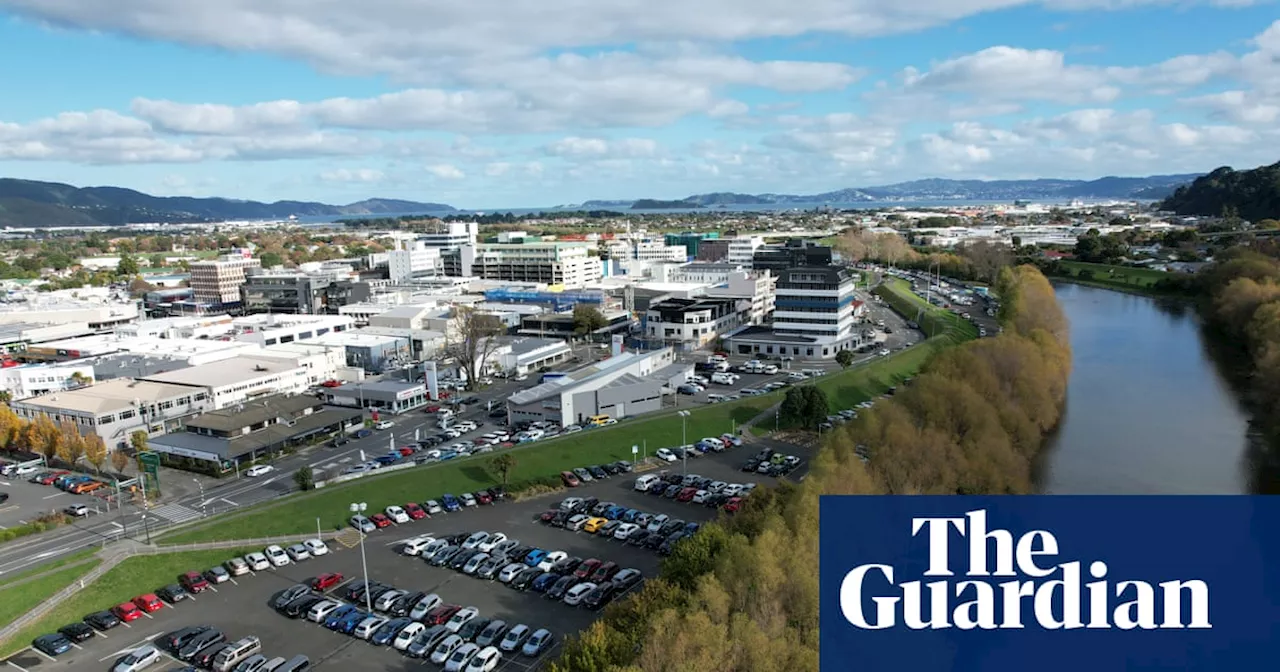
0;405;130;477
548;265;1071;671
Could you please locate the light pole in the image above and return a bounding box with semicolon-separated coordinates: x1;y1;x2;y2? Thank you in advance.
677;410;690;477
349;502;373;613
192;478;206;517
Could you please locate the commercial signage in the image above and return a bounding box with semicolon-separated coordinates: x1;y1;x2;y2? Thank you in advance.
820;496;1280;672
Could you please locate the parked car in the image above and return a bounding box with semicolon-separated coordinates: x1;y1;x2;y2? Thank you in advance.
245;464;274;477
32;633;73;657
84;610;121;631
111;644;160;672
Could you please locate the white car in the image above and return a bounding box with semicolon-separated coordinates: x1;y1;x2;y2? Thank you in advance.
613;523;640;540
304;538;329;556
431;635;465;665
444;643;480;672
462;531;491;550
460;493;478;507
476;532;507;553
111;644;160;672
692;490;712;504
354;615;388;640
445;606;479;633
566;514;589;531
723;484;744;497
537;550;567;572
13;465;37;475
244;552;270;571
350;515;375;533
497;563;525;583
374;420;395;430
308;599;342;623
409;593;443;620
707;481;728;494
394;622;427;651
285;544;311;562
466;646;502;672
563;582;596;606
375;589;407;612
245;464;274;477
263;545;290;567
646;514;670;533
385;506;411;524
655;448;677;463
699;437;725;451
424;500;444;515
403;536;437;556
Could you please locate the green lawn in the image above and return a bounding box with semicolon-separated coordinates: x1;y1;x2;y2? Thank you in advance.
0;558;103;648
0;549;97;589
159;395;778;544
815;339;946;411
874;278;979;345
1056;261;1172;289
0;548;254;658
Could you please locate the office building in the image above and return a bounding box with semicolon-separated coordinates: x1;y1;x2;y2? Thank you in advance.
727;237;765;264
141;354;311;409
704;270;776;325
752;240;833;273
0;361;95;401
11;378;213;451
726;266;862;359
229;314;354;348
388;243;443;283
190;253;262;310
305;331;412;372
644;297;744;350
519;309;631;339
506;348;689;427
664;232;719;259
460;243;603;288
323;380;428;415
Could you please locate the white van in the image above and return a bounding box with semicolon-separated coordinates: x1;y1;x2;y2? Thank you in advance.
710;372;737;385
213;636;262;672
634;474;660;492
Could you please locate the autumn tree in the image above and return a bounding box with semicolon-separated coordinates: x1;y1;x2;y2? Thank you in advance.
0;405;20;450
572;304;608;339
447;306;504;389
110;449;130;475
488;453;517;485
129;430;149;454
30;414;60;462
84;433;108;474
55;420;85;467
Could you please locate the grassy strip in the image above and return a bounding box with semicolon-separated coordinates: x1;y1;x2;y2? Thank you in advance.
0;559;103;643
1055;260;1172;289
0;548;255;658
159;395;778;544
874;278;978;343
0;549;98;589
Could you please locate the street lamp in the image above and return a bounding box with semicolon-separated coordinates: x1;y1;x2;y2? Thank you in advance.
349;502;373;613
192;478;206;518
677;410;690;477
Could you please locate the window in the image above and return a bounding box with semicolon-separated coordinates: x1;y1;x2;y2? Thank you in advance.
158;400;173;411
98;413;115;424
118;409;136;420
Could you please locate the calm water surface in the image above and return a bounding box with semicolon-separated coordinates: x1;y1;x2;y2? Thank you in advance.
1035;283;1271;494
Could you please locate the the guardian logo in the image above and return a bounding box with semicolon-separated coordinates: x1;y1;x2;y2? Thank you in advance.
840;509;1211;631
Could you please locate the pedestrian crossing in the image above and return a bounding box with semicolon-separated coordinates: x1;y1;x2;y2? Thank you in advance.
149;503;202;524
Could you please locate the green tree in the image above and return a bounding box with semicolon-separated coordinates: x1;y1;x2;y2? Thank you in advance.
259;251;284;268
129;430;149;454
84;434;108;474
779;386;830;429
110;449;130;475
489;453;517;485
572;304;608;338
148;253;166;269
835;349;854;369
116;253;139;276
294;465;315;491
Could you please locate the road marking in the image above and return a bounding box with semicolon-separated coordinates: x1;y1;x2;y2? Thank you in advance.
41;493;63;500
229;578;239;585
220;498;237;506
95;630;108;639
31;648;56;662
6;660;29;672
70;641;83;650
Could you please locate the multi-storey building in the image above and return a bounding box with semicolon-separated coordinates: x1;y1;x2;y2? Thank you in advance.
460;243;603;288
190;253;262;310
752;240;833;273
388;243;443;283
726;265;863;359
644;297;744;350
11;378;213;451
0;361;95;401
726;236;764;264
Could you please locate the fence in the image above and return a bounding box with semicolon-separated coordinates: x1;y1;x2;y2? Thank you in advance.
0;550;126;645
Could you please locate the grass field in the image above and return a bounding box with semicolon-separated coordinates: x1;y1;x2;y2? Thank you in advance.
0;549;97;589
0;558;103;648
0;548;254;658
159;395;779;544
874;278;979;345
1055;261;1172;289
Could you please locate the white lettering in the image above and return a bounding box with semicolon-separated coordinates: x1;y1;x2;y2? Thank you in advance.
1032;561;1082;629
998;580;1035;628
1158;580;1211;629
912;516;966;576
840;564;897;629
1113;581;1157;629
1015;530;1058;578
1086;561;1109;628
902;580;952;629
966;510;1015;577
953;581;997;629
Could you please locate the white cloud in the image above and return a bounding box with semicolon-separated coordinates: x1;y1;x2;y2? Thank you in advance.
543;137;659;159
319;168;385;183
426;164;465;180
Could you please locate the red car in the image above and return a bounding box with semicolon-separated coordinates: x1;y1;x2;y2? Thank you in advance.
425;405;441;413
539;509;557;523
574;559;602;580
320;380;342;388
398;446;416;457
369;513;393;529
560;471;580;488
132;594;164;613
312;572;344;591
424;604;462;625
590;561;620;583
676;487;697;503
112;602;143;623
179;571;210;594
723;497;743;513
475;490;493;505
403;502;427;520
37;471;70;485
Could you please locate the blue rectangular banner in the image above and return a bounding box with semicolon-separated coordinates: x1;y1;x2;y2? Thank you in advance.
820;496;1280;671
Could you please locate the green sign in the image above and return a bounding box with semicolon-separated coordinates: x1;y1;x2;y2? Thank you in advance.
138;451;161;470
137;451;161;498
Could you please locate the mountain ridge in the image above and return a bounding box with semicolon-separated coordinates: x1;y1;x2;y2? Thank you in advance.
1159;162;1280;221
0;178;456;228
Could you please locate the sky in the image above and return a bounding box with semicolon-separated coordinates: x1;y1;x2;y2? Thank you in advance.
0;1;1278;209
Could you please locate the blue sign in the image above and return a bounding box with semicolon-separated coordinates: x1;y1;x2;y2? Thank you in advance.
820;496;1280;672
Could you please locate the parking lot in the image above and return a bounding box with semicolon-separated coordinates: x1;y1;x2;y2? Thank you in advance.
0;472;109;530
1;437;792;672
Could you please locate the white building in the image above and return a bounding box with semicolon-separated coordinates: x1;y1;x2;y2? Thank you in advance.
230;314;354;347
257;341;348;386
189;253;261;307
506;348;689;426
115;314;234;340
29;334;260;366
704;270;776;325
11;378;213;450
141;354;311;409
0;296;138;329
492;337;573;375
0;362;96;401
388;243;443;283
726;236;764;264
645;297;744;349
727;265;863;359
367;304;433;330
418;221;478;250
658;262;750;285
461;243;603;288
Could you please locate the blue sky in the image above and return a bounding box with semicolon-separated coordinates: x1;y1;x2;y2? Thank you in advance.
0;0;1277;209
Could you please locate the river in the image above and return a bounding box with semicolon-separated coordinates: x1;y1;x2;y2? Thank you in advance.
1035;283;1278;495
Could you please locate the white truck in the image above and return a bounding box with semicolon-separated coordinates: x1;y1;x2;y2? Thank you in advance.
711;372;739;385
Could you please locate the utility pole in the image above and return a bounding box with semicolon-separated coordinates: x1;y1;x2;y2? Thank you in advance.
677;410;690;477
349;502;373;613
192;478;206;518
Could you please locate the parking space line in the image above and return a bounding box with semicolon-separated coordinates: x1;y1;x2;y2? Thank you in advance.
142;612;153;619
41;493;63;499
95;630;108;638
7;660;29;672
31;648;56;662
69;641;83;650
229;578;239;585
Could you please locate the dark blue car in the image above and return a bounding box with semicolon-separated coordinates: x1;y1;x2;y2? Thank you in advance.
325;605;359;630
524;549;548;567
441;494;461;512
337;610;368;634
531;572;559;593
354;429;373;439
374;453;400;466
370;618;411;646
32;634;72;657
684;522;700;534
603;505;625;519
621;509;641;522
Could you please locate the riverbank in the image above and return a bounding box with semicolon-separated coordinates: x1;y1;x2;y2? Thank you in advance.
1039;260;1197;297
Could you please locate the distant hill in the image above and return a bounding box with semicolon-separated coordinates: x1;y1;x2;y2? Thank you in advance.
674;174;1201;205
631;199;703;210
0;178;456;228
1159;162;1280;221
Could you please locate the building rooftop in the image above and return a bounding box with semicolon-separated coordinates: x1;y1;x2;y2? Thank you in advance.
35;334;258;361
142;354;302;389
184;394;323;433
306;331;406;347
648;297;737;314
507;336;569;356
340;380;424;394
15;378;201;415
90;353;191;380
508;349;665;405
374;304;432;319
157;407;360;459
